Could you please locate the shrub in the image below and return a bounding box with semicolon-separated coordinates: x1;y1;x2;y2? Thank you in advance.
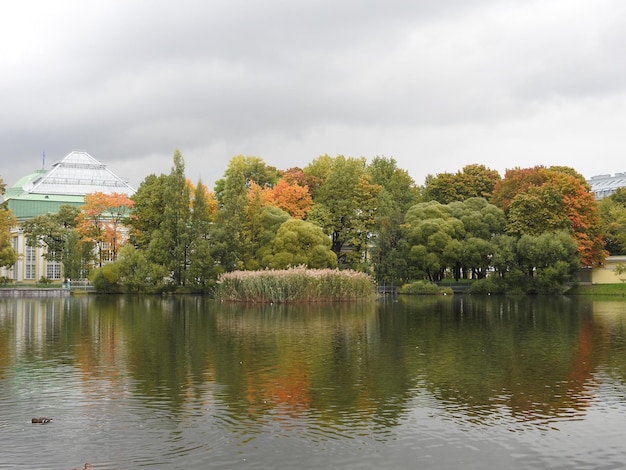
398;280;453;295
90;263;122;293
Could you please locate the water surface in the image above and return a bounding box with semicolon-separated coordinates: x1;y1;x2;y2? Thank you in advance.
1;295;625;469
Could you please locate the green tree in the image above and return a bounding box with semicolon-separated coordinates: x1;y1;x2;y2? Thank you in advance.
147;150;192;286
447;197;506;280
212;155;249;271
128;173;168;249
490;234;518;278
214;155;280;205
598;187;626;255
0;204;16;269
306;155;381;269
367;156;420;213
259;218;337;269
423;164;500;204
246;205;291;269
187;180;217;291
22;205;86;278
402;201;465;281
516;230;580;293
367;157;420;285
116;244;169;293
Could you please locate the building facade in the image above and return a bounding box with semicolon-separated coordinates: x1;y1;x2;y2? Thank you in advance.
588;173;626;201
1;151;135;283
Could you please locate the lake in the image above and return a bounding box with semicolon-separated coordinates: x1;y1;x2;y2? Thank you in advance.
1;294;625;469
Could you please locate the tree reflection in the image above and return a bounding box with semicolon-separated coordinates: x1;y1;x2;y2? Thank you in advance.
1;295;625;434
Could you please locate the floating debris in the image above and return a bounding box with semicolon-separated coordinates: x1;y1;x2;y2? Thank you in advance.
31;417;52;424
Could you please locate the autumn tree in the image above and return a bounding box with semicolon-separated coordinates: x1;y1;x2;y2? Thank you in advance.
492;166;606;267
260;178;313;219
76;192;134;266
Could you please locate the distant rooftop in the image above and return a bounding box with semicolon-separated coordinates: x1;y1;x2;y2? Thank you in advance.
3;151;135;220
588;173;626;201
18;150;135;196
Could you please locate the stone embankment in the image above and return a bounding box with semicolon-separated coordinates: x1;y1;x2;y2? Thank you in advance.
0;288;71;297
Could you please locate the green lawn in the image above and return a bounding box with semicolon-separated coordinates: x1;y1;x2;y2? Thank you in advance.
567;284;626;296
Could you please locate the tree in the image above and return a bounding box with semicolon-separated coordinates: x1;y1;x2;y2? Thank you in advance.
212;155;250;271
367;156;421;212
187;180;218;291
492;166;606;267
306;155;381;269
22;205;86;278
423;164;501;204
147;150;192;286
259;218;337;269
598;187;626;255
516;231;580;293
402;201;466;281
260;178;313;219
0;204;16;269
243;204;291;269
76;192;134;266
128;173;169;249
214;155;280;205
367;157;420;285
115;244;169;293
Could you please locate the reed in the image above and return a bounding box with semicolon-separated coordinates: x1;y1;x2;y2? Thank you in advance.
216;266;376;303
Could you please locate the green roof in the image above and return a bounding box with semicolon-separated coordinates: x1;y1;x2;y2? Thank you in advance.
7;195;85;221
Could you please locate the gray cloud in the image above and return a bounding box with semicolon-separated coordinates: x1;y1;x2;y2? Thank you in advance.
2;0;626;192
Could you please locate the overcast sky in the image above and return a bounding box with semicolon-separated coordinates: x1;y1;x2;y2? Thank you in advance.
2;0;625;191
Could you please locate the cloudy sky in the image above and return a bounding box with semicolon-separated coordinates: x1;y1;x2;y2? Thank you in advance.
2;0;626;191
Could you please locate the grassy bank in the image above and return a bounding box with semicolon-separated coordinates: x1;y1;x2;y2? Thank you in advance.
567;284;626;296
216;267;376;303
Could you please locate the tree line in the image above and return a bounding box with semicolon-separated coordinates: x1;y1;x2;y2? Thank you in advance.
2;151;624;294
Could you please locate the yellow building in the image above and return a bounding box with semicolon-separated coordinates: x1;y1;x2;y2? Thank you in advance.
590;256;626;284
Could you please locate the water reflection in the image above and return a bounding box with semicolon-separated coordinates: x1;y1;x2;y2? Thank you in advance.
0;295;626;469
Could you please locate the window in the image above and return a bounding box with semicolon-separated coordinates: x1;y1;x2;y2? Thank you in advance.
25;246;36;280
46;261;61;280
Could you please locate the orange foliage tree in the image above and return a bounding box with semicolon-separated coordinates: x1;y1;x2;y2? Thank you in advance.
491;166;606;267
76;192;134;266
260;178;313;220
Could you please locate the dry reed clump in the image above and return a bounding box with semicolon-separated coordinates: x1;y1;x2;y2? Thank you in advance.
216;266;376;303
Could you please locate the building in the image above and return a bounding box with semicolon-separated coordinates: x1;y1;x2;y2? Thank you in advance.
588;173;626;201
590;256;626;284
1;151;135;283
